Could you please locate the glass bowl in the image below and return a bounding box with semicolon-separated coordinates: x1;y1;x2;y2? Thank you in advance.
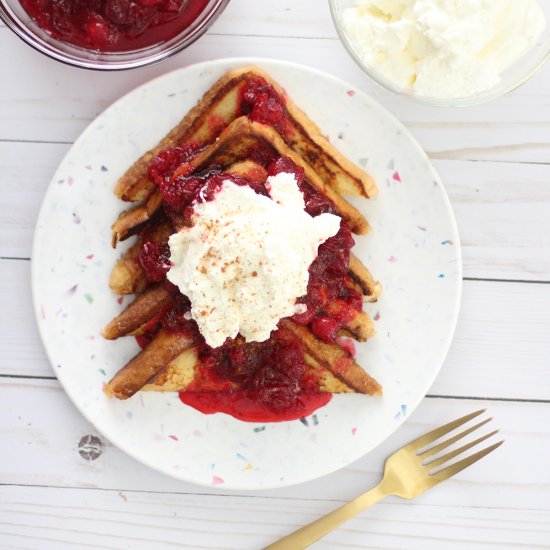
329;0;550;107
0;0;231;70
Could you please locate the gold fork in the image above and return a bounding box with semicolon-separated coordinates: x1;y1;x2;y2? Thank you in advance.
264;409;503;550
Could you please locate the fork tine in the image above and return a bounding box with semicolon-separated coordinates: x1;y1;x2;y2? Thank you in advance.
419;418;492;459
406;409;486;452
429;440;504;485
425;429;500;469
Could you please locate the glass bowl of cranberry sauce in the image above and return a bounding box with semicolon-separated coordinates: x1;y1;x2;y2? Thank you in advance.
0;0;231;70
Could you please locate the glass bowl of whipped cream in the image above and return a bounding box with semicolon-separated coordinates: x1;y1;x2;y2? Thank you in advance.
329;0;550;106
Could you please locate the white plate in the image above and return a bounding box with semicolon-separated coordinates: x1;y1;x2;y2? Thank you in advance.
32;58;461;490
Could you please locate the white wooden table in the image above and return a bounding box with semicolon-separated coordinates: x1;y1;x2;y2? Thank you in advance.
1;1;550;548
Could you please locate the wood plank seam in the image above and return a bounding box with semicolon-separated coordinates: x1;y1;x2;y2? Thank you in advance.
2;135;550;167
1;374;548;404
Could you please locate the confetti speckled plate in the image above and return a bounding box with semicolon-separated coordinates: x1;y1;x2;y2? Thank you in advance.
32;58;461;490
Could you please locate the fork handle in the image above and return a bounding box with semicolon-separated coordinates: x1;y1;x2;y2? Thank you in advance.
263;483;387;550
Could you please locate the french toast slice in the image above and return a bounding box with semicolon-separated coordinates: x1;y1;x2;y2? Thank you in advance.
111;117;371;246
349;253;383;301
106;324;376;400
115;65;377;203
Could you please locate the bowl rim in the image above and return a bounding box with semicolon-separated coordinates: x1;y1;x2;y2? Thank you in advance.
328;0;550;107
0;0;232;71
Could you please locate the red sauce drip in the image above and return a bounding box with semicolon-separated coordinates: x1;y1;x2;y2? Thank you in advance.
179;391;331;422
155;300;330;420
19;0;210;52
336;336;357;358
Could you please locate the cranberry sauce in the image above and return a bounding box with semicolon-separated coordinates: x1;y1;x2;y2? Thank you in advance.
140;76;290;171
160;170;266;227
139;241;171;282
238;76;290;137
145;152;363;341
179;391;331;423
134;292;333;420
135;153;361;421
182;330;331;420
147;143;202;187
20;0;210;52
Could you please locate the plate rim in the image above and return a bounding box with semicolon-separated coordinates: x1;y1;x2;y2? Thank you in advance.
31;56;463;490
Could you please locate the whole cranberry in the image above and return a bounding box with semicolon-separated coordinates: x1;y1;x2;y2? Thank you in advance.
86;15;118;48
103;0;132;26
139;241;171;282
159;175;202;210
311;316;340;342
267;156;305;186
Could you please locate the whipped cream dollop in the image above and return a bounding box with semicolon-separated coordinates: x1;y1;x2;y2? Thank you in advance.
167;173;341;348
342;0;546;99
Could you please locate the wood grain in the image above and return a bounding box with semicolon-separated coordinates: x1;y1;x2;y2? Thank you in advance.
1;483;549;550
434;159;550;281
0;141;68;259
1;377;548;500
1;27;549;164
1;379;548;535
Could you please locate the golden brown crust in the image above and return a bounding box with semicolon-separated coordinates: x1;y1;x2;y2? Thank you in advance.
110;219;174;295
349;253;383;301
144;347;199;391
104;329;195;399
304;354;355;393
338;311;376;342
111;191;163;247
281;319;382;396
109;240;148;296
225;159;268;182
102;284;172;340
